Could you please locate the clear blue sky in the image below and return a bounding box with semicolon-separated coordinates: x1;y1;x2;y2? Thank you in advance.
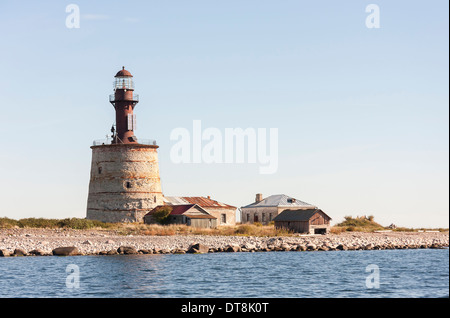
0;1;448;227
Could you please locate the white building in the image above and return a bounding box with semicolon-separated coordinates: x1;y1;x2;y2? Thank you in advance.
240;193;317;225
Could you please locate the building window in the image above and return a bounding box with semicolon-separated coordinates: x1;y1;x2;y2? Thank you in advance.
221;214;226;224
98;167;102;174
247;214;250;222
269;213;273;221
262;213;266;223
126;181;132;189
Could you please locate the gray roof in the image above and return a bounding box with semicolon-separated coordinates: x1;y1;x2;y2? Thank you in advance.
242;194;316;209
273;209;328;222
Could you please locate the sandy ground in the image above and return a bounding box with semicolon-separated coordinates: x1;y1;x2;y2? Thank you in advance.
0;228;448;256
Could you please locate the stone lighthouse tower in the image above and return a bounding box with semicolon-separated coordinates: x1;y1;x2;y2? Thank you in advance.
86;67;163;223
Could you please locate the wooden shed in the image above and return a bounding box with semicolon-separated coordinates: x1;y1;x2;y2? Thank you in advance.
273;209;331;234
144;204;217;229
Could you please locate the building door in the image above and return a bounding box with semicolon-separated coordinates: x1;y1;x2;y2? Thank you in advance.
254;215;258;222
314;228;327;235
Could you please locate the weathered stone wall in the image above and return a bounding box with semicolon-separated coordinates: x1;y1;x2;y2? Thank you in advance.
205;207;236;226
86;144;163;223
240;206;278;224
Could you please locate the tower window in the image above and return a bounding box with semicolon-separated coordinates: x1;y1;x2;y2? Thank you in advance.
98;167;102;174
126;181;132;189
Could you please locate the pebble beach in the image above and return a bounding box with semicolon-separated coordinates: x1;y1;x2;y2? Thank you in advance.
0;228;448;257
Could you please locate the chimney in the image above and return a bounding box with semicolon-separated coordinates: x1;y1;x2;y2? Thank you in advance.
255;193;263;203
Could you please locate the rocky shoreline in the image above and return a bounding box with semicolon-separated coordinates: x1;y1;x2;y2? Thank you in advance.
0;228;448;257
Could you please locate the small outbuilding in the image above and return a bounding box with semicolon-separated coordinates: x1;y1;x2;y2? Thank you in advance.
273;208;332;234
144;204;217;229
164;196;237;225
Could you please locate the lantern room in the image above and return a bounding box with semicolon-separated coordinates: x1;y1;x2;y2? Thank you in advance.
113;66;135;90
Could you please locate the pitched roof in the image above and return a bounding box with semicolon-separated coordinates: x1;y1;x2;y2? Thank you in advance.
145;204;216;219
273;209;331;222
145;204;193;216
242;194;316;209
164;196;236;209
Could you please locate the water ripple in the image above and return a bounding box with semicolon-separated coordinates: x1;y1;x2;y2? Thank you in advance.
0;249;448;298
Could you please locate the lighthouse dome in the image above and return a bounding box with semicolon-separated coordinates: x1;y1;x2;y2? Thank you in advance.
115;66;132;77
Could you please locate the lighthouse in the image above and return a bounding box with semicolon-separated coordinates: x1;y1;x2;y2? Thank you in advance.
86;67;163;223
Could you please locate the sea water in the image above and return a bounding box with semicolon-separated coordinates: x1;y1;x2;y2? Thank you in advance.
0;248;448;298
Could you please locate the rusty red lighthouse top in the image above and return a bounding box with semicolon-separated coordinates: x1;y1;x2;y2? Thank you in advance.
109;66;139;144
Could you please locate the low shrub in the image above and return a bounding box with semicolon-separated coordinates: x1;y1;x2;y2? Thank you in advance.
0;217;114;230
0;217;19;228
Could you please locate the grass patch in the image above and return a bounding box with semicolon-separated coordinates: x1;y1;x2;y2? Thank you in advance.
0;217;293;236
112;223;293;237
0;217;114;230
331;215;448;233
332;215;385;232
2;216;446;235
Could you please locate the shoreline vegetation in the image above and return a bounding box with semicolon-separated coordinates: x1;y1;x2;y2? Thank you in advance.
1;216;447;235
0;216;448;257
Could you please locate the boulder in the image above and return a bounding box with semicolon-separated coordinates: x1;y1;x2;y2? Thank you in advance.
0;249;11;257
52;246;81;256
29;249;46;256
13;248;27;256
280;243;291;251
139;249;152;254
187;243;210;254
306;244;317;251
117;246;138;255
225;245;241;252
243;243;256;250
172;249;186;254
107;249;118;255
336;244;348;251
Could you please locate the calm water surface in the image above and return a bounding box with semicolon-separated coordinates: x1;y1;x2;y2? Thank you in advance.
0;249;448;298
